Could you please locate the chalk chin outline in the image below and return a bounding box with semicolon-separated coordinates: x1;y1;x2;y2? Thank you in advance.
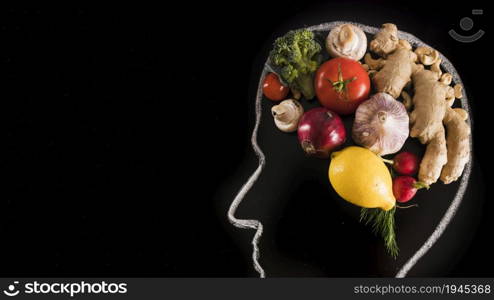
228;21;473;278
448;29;485;43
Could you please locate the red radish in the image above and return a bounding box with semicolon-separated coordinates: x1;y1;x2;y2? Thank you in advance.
393;152;420;175
297;107;346;158
393;176;429;203
383;151;420;175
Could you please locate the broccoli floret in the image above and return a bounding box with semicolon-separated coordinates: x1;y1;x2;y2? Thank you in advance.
269;29;322;99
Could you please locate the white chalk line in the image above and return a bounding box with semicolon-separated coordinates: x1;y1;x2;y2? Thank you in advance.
227;21;472;278
227;67;267;278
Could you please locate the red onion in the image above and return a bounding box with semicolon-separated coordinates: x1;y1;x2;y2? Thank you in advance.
297;107;346;158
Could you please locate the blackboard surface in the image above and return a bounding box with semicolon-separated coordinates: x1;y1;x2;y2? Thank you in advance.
1;1;491;277
217;1;490;277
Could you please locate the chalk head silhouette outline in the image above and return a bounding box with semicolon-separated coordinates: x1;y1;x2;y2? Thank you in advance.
227;22;472;278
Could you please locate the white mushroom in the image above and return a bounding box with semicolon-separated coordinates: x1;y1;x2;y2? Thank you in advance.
414;47;440;66
326;24;367;61
271;99;304;132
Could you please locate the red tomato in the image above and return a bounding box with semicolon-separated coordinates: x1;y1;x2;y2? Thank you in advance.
314;58;370;115
263;73;289;101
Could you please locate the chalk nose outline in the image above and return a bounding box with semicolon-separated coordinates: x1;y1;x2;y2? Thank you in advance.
448;29;484;43
3;281;20;297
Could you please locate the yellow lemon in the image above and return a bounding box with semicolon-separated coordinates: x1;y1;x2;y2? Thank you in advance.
329;146;395;211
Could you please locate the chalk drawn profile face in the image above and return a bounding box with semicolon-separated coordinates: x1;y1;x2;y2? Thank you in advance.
227;22;472;278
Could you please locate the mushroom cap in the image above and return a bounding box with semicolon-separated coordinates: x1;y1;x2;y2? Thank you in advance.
326;24;367;61
271;99;304;132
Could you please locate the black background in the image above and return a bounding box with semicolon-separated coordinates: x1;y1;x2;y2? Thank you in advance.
1;1;492;277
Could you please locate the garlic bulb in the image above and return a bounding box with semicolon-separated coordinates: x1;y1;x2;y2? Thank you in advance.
352;93;409;156
326;24;367;61
271;99;304;132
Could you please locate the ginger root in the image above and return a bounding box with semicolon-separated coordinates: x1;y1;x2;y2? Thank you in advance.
418;126;447;185
414;47;440;66
367;23;471;185
409;58;471;185
401;91;413;111
440;107;471;184
368;23;471;185
410;68;447;144
372;48;418;99
370;23;399;57
440;73;453;85
367;24;418;99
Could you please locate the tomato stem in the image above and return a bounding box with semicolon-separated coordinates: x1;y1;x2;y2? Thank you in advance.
325;63;356;100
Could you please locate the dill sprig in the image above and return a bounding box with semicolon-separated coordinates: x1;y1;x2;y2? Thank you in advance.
360;207;398;258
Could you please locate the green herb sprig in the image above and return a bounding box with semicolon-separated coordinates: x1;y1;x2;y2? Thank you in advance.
360;207;398;258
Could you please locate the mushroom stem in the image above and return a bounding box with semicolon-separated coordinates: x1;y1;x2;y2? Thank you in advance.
338;24;356;50
271;99;304;133
271;105;289;122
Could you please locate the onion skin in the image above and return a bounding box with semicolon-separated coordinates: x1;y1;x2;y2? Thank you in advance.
297;107;346;158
